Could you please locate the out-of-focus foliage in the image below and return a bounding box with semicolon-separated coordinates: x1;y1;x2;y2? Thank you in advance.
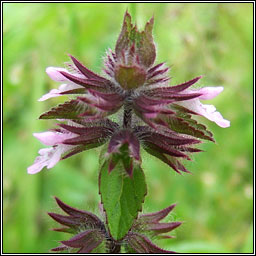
3;3;253;253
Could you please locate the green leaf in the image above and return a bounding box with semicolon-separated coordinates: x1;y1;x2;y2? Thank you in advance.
150;106;214;142
99;161;147;240
39;99;97;120
169;104;215;142
166;115;214;142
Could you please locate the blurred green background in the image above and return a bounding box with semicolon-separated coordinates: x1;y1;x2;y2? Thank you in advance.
3;3;253;253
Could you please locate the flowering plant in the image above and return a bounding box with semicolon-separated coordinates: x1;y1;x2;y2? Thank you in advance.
28;11;229;253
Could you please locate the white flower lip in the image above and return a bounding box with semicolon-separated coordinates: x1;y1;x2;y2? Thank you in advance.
27;145;74;174
39;66;86;101
178;86;230;128
27;131;78;174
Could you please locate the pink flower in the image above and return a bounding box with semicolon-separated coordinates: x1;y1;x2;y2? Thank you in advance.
27;146;73;174
27;131;76;174
29;11;230;176
177;86;230;128
33;131;76;145
28;121;118;174
38;67;86;101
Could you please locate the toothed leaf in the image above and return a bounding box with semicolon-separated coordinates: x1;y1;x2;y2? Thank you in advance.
99;161;147;240
39;99;93;120
169;105;214;141
151;105;214;142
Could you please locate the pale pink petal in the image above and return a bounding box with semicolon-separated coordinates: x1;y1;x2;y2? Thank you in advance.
46;67;85;82
41;67;86;101
200;105;230;128
33;131;76;146
38;148;53;155
38;88;62;101
197;86;224;100
46;146;64;168
38;83;83;101
27;147;55;174
27;157;47;174
27;145;74;174
46;67;70;81
177;99;230;128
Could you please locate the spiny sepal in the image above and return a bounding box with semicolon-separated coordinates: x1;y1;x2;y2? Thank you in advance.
49;197;181;253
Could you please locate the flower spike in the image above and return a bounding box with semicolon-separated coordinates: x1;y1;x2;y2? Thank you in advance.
28;11;230;254
29;10;229;176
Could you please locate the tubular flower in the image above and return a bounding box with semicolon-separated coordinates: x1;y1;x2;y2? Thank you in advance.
28;11;229;175
49;197;181;253
28;120;119;174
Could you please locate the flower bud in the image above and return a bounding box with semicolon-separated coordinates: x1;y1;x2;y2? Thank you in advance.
115;11;156;68
114;64;146;90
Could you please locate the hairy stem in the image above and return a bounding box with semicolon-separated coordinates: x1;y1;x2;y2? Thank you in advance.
106;238;121;253
123;102;132;129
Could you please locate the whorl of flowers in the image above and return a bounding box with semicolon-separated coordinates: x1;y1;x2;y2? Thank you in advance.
49;197;181;253
28;11;230;177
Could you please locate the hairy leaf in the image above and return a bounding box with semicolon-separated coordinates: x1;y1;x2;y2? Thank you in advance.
99;161;147;240
39;99;93;120
154;114;214;142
